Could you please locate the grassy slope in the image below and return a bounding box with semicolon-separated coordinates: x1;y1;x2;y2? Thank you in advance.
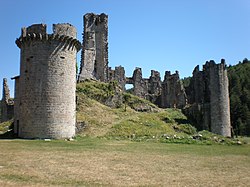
76;81;243;145
76;83;201;143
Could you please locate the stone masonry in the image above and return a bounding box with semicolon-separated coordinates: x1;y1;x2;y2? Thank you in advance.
78;13;109;82
183;60;231;137
15;23;81;139
126;68;186;109
108;66;126;91
160;71;187;108
1;78;14;122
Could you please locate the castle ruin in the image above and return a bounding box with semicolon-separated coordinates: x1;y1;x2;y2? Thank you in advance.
13;23;81;139
77;13;231;137
1;13;231;138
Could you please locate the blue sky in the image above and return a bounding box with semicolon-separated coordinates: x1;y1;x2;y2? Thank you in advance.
0;0;250;97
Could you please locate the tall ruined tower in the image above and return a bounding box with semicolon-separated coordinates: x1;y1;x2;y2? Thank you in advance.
78;13;108;82
15;23;81;139
184;60;231;137
206;60;231;137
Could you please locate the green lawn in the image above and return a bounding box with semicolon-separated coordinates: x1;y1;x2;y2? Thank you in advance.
0;138;250;187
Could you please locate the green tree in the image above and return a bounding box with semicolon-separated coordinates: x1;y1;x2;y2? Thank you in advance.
228;59;250;136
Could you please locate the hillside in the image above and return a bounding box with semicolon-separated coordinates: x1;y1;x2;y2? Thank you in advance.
76;81;242;144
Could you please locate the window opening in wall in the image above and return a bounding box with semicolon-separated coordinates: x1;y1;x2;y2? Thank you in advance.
125;84;134;94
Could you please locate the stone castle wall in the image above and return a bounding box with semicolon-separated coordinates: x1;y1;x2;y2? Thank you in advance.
108;66;126;91
125;68;186;109
15;23;81;139
160;71;187;108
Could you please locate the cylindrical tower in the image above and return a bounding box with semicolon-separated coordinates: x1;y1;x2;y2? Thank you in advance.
16;23;81;139
208;60;231;137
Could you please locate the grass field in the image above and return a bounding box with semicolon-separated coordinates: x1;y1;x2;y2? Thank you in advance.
0;137;250;187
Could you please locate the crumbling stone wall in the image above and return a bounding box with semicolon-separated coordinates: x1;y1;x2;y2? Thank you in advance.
148;70;162;104
184;60;231;137
126;67;148;99
108;66;126;91
126;68;186;109
160;71;187;108
78;13;108;82
1;78;14;122
15;23;81;139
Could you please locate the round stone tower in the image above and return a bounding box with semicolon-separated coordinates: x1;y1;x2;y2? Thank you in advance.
208;60;231;137
15;23;81;139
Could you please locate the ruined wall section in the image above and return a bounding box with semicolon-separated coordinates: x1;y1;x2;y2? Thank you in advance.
125;68;187;108
148;70;162;104
1;78;14;122
108;66;126;91
160;71;187;108
131;68;148;99
15;23;81;139
78;13;108;82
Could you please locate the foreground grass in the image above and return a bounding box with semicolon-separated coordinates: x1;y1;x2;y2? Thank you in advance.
0;138;250;187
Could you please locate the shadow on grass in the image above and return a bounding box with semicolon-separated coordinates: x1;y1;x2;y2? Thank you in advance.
0;130;17;139
0;122;17;139
174;118;190;124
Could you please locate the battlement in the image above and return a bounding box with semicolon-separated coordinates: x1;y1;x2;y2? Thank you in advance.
53;23;77;38
84;13;108;25
16;23;81;50
22;24;47;37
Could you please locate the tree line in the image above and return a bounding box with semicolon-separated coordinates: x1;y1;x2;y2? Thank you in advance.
228;58;250;136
